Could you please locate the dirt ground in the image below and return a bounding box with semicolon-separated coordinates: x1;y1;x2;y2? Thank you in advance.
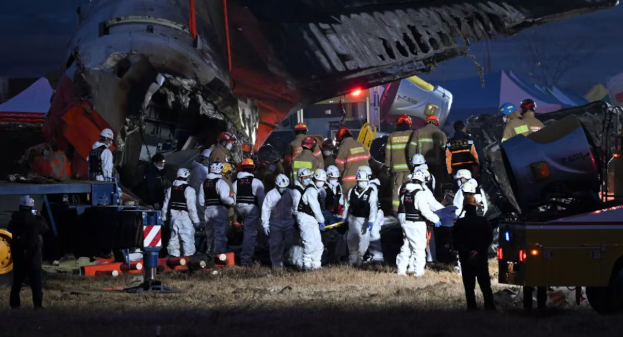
1;263;622;337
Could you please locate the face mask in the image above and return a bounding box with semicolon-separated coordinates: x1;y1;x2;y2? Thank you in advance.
502;116;507;123
315;181;325;188
278;187;287;194
303;178;312;186
155;162;165;171
323;150;332;157
328;179;339;186
357;181;368;189
226;143;233;150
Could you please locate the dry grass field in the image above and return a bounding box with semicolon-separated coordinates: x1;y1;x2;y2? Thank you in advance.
1;262;622;337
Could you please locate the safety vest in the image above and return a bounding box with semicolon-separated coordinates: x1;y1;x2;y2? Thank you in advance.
447;132;477;170
323;184;342;214
169;184;189;211
348;188;373;218
236;176;258;205
203;178;224;207
297;185;319;217
399;184;423;222
88;145;107;179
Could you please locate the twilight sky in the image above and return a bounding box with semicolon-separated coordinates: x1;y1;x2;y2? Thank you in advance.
0;1;621;95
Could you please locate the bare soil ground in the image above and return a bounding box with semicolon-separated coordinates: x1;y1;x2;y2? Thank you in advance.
1;263;621;337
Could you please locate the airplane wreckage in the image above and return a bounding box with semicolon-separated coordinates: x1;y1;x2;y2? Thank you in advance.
38;0;618;188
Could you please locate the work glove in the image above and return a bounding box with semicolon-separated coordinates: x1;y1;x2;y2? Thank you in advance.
368;221;374;232
434;221;442;228
319;222;326;231
263;226;270;236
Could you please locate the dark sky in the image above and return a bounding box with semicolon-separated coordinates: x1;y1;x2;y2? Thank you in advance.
1;1;622;95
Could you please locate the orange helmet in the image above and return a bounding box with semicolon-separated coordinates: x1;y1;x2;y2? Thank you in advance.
397;114;412;126
301;137;317;151
294;123;308;132
336;126;351;143
218;131;236;143
425;115;439;126
241;158;255;169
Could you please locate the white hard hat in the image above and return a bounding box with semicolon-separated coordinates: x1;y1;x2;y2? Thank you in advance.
100;128;114;140
298;167;313;179
412;154;426;166
177;168;190;179
357;165;372;179
210;162;224;174
461;179;478;194
326;165;340;179
19;195;35;207
201;149;212;157
412;170;426;183
454;169;472;180
356;169;369;181
276;174;290;188
313;168;327;181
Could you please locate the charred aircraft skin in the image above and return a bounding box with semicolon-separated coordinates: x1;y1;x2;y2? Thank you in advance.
48;0;618;169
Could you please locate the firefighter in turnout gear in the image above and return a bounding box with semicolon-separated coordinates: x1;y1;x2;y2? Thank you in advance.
520;99;545;133
202;162;235;254
261;174;297;268
291;137;323;182
335;126;371;194
162;168;200;257
396;170;441;277
88;128;114;181
233;158;266;266
343;170;379;266
296;169;326;270
446;120;480;177
407;116;447;198
322;138;338;169
500;103;530;142
210;132;235;164
386;114;415;213
285;123;321;176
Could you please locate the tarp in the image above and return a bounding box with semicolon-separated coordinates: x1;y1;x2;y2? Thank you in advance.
0;78;53;123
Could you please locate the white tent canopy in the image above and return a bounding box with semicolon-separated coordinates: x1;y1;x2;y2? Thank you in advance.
0;77;53;122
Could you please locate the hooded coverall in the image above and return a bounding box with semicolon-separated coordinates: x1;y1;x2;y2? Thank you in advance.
386;129;415;211
366;179;386;262
291;149;323;181
189;160;209;220
336;136;371;193
209;143;229;165
343;183;379;266
453;186;489;218
162;180;200;256
202;173;235;253
522;111;545;133
502;111;530;142
285;134;322;176
296;184;325;270
262;188;297;267
87;141;113;181
233;171;266;265
396;182;440;276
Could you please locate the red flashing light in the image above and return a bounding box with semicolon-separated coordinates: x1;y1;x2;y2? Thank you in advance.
519;249;527;262
351;88;362;97
496;247;504;260
614;153;620;158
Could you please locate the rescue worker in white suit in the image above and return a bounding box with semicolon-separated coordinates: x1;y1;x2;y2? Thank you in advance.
262;174;296;268
343;169;379;266
189;149;213;194
412;154;436;195
296;169;326;270
356;166;385;263
420;168;445;263
396;170;441;277
454;179;488;218
292;168;313;211
202;162;235;254
454;169;472;190
234;158;266;266
88;128;115;181
162;168;200;257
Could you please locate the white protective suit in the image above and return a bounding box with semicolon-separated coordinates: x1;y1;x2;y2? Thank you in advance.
162;180;200;256
396;182;440;276
262;188;296;267
201;173;235;253
233;171;265;265
87;141;113;181
296;184;325;270
189;160;209;219
453;188;488;218
343;183;378;266
366;179;386;262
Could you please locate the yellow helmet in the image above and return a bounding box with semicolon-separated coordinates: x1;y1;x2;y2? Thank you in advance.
222;163;234;175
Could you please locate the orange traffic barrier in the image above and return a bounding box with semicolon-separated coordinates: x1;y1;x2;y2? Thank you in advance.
83;262;143;277
120;262;143;271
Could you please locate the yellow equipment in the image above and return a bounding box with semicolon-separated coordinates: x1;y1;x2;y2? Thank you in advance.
321;221;345;230
0;228;13;274
357;123;377;150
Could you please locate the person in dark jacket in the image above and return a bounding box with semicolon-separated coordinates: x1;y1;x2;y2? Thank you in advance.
144;153;167;209
452;195;496;311
9;195;49;309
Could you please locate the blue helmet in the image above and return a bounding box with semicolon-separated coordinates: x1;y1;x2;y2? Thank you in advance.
499;103;516;116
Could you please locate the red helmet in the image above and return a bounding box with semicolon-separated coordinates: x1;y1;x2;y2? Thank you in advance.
336;127;351;143
241;158;255;169
425;115;439;126
322;138;336;150
520;99;536;112
301;136;317;151
397;114;412;126
218;131;236;143
294;123;308;132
